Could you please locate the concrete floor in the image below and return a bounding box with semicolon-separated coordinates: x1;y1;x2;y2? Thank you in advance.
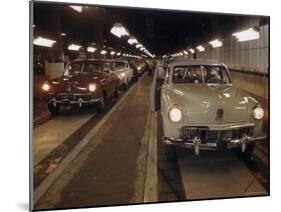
35;75;152;210
33;109;94;166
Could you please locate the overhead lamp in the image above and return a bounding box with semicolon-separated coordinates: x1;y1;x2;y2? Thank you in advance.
136;44;143;48
232;28;260;42
61;33;66;36
68;44;82;51
183;51;188;55
33;24;36;28
189;48;195;54
127;36;138;45
209;39;222;48
87;46;97;53
101;50;107;55
196;45;205;52
110;23;129;38
33;36;56;47
140;47;145;51
110;51;116;55
116;52;121;56
69;5;83;13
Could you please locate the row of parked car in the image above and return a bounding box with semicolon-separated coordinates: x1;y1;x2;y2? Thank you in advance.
41;58;151;115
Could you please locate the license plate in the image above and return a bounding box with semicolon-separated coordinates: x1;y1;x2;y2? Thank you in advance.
206;142;217;147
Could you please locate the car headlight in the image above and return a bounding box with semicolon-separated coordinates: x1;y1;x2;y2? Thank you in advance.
253;106;264;120
42;83;50;91
119;72;125;78
168;106;182;122
88;83;97;92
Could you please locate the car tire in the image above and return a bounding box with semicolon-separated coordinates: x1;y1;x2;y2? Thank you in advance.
241;143;256;159
122;83;127;90
97;94;106;113
48;103;60;116
164;145;176;162
113;87;119;99
236;142;255;160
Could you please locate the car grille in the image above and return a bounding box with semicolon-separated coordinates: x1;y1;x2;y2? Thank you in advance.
55;94;92;101
180;126;253;143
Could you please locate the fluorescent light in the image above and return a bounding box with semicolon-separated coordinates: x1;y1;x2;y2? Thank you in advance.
189;48;195;54
127;36;138;45
209;39;222;48
232;28;260;42
33;36;56;47
101;50;107;55
183;51;188;55
87;46;96;53
61;33;66;36
69;5;83;13
110;51;116;55
110;23;129;38
136;44;143;48
117;52;121;56
196;45;205;52
68;44;82;51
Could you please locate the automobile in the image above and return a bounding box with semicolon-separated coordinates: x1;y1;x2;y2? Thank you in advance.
41;59;120;115
128;60;139;82
111;59;133;90
135;60;146;76
150;59;266;157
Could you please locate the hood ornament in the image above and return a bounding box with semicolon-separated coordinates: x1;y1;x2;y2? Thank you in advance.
216;108;225;121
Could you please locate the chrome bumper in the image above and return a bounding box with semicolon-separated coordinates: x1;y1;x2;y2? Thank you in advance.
49;95;100;107
162;135;266;155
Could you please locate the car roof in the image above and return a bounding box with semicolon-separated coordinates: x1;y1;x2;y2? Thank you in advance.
168;59;226;67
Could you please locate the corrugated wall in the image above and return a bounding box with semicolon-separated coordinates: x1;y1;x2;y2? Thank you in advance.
198;25;268;73
197;24;269;99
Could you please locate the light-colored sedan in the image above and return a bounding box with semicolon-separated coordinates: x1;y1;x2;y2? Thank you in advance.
150;59;266;156
111;60;133;90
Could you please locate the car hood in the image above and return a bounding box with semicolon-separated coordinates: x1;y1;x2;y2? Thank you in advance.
52;73;103;93
170;84;249;124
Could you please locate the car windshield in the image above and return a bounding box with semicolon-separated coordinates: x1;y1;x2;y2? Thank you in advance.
65;61;105;75
172;65;231;84
113;62;126;71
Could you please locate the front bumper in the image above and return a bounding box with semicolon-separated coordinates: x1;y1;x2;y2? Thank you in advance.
49;93;100;107
162;123;266;155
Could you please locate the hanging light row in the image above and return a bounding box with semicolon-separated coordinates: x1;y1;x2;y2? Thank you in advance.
169;27;260;58
110;22;155;58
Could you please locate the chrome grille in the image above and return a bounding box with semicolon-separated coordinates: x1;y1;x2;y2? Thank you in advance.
180;126;253;143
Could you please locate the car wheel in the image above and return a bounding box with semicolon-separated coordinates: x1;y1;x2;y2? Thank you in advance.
48;103;60;116
236;142;255;160
113;87;119;99
122;83;127;90
164;145;176;162
241;143;256;160
97;94;106;113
